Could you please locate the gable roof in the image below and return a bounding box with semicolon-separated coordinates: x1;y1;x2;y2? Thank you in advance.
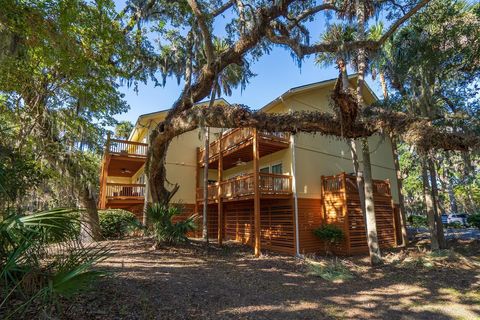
127;75;380;140
260;74;379;112
128;98;231;141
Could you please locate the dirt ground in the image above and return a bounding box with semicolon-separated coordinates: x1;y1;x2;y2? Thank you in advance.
62;238;480;320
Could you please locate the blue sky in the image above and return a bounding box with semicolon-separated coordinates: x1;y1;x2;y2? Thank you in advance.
112;1;383;123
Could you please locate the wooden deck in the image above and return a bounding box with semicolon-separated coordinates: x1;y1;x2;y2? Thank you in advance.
196;173;292;203
321;173;397;255
98;137;148;210
197;128;290;170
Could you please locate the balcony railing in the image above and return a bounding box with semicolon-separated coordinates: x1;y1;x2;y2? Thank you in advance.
107;139;148;157
196;183;219;201
198;128;290;164
196;173;292;201
106;183;145;198
321;173;391;196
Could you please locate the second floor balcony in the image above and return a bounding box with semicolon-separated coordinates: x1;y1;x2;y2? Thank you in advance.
197;128;290;170
102;138;149;179
107;139;148;158
196;172;292;202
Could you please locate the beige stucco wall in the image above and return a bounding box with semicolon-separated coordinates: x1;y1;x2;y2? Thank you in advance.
125;79;399;205
267;80;399;203
106;176;132;184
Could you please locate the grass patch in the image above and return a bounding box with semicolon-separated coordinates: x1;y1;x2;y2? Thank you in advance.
305;258;353;282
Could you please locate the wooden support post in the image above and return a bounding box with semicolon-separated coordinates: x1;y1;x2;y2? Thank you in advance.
217;131;223;245
195;147;200;215
99;133;111;209
142;131;150;226
253;128;261;257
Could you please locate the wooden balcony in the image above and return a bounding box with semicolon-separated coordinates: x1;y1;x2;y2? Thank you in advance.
106;183;146;198
321;174;391;197
103;138;148;178
108;139;148;158
197;128;290;170
104;183;145;204
196;173;292;203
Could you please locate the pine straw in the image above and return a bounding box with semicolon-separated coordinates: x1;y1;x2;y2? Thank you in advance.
383;247;480;270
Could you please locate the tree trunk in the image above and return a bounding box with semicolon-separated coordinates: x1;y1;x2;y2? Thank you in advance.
421;156;439;250
380;72;388;100
362;138;383;265
79;185;102;242
428;157;446;249
349;139;366;217
202;83;218;242
356;0;381;265
444;154;458;213
202;126;210;242
390;135;409;246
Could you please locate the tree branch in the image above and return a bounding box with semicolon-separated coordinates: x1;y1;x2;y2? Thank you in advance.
286;3;339;30
267;0;432;58
378;0;431;44
211;0;235;17
169;104;480;152
188;0;215;65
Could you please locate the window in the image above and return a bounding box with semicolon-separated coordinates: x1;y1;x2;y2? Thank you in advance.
260;167;270;173
271;163;283;174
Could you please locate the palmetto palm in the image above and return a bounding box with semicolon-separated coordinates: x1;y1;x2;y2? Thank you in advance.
367;22;392;99
1;209;108;318
315;23;357;70
147;203;197;246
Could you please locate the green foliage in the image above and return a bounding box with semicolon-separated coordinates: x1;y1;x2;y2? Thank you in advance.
313;224;344;244
407;215;428;228
99;209;141;239
445;222;463;229
0;208;108;317
114;121;135;140
467;214;480;229
305;259;353;282
147;204;196;245
0;0;133;212
0;144;47;209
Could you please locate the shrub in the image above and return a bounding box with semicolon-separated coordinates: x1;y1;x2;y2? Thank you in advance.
0;209;107;317
467;214;480;229
313;224;344;254
147;204;197;246
314;224;344;244
445;221;463;229
407;215;428;228
98;209;141;239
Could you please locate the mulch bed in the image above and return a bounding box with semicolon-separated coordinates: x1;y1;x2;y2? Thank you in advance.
53;237;480;319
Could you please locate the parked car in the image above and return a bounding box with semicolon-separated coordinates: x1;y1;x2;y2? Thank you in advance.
441;214;448;224
447;214;468;226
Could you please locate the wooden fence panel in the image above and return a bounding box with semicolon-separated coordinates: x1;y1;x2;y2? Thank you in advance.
297;198;324;254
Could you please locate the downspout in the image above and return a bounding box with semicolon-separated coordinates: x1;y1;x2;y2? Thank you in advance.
291;133;301;258
281;96;301;258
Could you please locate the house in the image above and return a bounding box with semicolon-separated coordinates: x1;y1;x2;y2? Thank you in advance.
98;76;402;256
